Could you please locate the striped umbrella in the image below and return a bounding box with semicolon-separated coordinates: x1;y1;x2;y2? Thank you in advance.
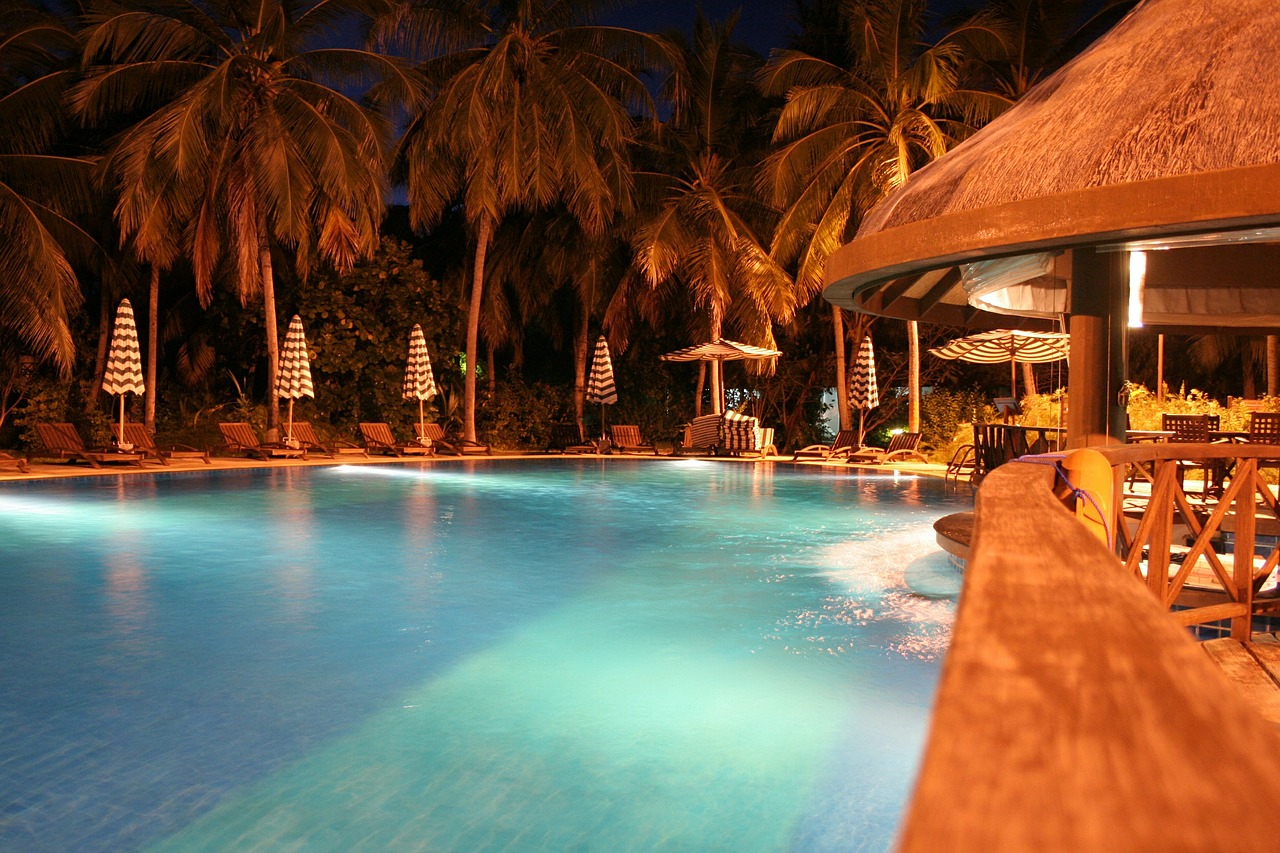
929;329;1069;398
275;315;314;443
661;337;782;414
402;324;438;436
102;299;145;444
586;335;618;440
849;334;879;444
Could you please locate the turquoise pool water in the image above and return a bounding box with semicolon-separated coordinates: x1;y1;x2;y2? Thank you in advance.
0;460;969;852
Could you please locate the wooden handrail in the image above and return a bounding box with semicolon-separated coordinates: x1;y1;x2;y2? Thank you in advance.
899;460;1280;851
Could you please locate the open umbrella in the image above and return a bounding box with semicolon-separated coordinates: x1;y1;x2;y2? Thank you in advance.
586;335;617;440
276;315;314;444
102;298;145;446
929;329;1069;397
403;324;438;437
849;334;879;445
660;338;782;414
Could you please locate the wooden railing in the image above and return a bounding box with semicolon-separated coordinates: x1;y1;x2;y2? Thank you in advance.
1085;443;1280;638
899;459;1280;851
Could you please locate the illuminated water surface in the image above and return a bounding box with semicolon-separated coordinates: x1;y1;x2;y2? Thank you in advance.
0;460;969;852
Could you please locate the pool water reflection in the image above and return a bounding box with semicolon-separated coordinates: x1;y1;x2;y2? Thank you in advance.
0;460;970;852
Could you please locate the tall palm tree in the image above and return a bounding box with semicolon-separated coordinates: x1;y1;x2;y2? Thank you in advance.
0;1;94;374
631;13;793;413
393;0;659;443
760;0;1007;430
75;0;408;432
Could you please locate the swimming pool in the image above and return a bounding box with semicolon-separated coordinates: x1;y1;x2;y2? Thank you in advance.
0;460;970;852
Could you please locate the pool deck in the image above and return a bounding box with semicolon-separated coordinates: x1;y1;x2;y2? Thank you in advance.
0;448;953;482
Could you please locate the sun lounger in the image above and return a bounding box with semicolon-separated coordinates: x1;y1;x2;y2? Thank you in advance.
609;425;657;455
545;423;596;454
360;422;433;457
677;413;724;456
218;422;306;460
34;422;143;468
792;429;861;461
846;431;927;464
112;422;210;465
290;422;367;458
414;422;490;455
0;449;29;473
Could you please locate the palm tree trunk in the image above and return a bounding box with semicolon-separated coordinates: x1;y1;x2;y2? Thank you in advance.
694;362;705;417
464;212;494;443
709;307;723;413
907;320;921;433
1022;361;1036;398
145;265;159;431
259;224;280;436
832;305;851;431
487;341;496;392
1268;335;1278;397
574;299;588;433
95;288;110;404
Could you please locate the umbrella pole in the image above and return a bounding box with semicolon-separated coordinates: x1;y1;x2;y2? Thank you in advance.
419;399;425;436
286;399;294;442
119;395;126;441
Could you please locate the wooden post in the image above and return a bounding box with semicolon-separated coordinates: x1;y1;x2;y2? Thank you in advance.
1232;458;1257;640
1067;248;1128;449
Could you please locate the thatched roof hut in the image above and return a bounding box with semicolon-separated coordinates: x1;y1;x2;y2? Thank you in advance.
824;0;1280;333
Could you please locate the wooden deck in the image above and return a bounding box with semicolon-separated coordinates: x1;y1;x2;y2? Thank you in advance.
1203;638;1280;725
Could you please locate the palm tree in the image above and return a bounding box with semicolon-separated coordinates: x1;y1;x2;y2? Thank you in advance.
631;12;793;413
75;0;409;432
0;2;94;374
393;0;660;443
760;0;1007;430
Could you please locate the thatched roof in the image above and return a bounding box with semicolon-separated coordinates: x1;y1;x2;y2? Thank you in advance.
824;0;1280;332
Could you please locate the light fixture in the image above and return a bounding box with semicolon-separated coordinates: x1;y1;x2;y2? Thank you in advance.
1127;251;1146;328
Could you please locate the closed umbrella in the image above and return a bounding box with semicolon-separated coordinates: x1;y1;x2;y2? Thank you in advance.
276;315;314;445
403;324;438;436
586;335;618;440
849;334;879;445
102;298;145;446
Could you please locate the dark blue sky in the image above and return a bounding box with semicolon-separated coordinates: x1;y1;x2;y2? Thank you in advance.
601;1;797;55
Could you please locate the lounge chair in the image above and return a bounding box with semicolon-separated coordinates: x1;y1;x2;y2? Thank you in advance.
610;425;657;455
414;422;490;455
792;429;861;462
290;422;368;459
360;422;433;457
720;411;776;459
112;422;210;465
545;423;596;454
846;431;927;464
218;422;307;460
0;450;29;473
34;422;143;468
677;413;724;456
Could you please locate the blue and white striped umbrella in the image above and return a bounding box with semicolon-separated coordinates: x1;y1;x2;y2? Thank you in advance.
586;336;617;439
102;299;144;439
402;324;437;434
276;315;314;441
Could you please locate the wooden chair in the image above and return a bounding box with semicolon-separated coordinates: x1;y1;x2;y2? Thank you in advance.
290;422;367;459
359;422;432;457
218;422;306;460
1160;413;1216;496
414;422;490;455
545;423;596;454
34;423;143;468
676;413;723;456
112;422;210;465
1248;411;1280;478
792;429;861;461
609;425;657;455
846;431;927;464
